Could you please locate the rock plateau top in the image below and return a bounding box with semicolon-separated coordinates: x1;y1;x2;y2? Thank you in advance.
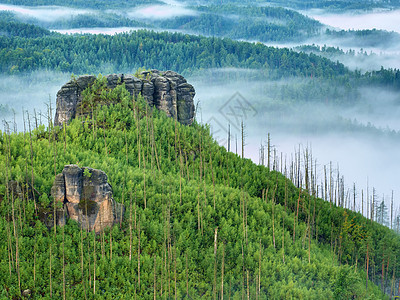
54;70;195;126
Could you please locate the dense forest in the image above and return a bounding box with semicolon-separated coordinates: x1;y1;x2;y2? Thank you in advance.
2;2;400;46
0;17;399;94
157;5;322;43
257;0;400;11
1;77;399;298
5;0;397;11
0;0;159;9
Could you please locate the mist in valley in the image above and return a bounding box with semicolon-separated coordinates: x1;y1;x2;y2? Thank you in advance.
0;2;197;29
4;2;400;73
0;3;93;23
190;68;400;213
128;1;197;20
303;9;400;33
0;71;70;129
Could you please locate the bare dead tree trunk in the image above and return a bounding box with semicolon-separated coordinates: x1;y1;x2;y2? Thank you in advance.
210;154;216;210
241;120;245;159
362;189;364;217
267;133;271;170
63;225;66;300
27;113;37;214
272;185;277;249
293;188;301;243
391;191;394;229
110;226;112;261
228;123;230;152
49;241;52;298
282;181;287;264
33;239;36;289
221;243;225;300
174;247;177;300
143;150;146;209
93;231;96;296
137;104;141;169
80;222;87;299
213;227;218;300
246;270;250;300
130;191;133;261
259;239;262;296
366;243;369;293
154;256;157;300
241;243;245;300
138;215;141;291
186;251;189;298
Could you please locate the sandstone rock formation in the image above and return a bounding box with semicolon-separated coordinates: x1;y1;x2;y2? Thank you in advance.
54;70;195;126
51;165;124;233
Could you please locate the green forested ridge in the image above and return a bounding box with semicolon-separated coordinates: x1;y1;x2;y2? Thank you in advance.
1;23;400;93
0;12;51;38
0;0;160;9
45;13;149;30
267;0;400;10
0;28;346;77
0;9;150;31
324;29;400;48
157;5;322;43
3;3;399;46
0;77;399;298
4;0;399;11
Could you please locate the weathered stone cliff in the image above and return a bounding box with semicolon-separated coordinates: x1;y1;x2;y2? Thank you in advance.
54;70;195;126
51;165;124;233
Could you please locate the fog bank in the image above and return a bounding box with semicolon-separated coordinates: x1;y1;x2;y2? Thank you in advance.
303;9;400;33
0;4;93;22
53;27;146;35
0;71;70;129
190;68;400;209
128;4;197;20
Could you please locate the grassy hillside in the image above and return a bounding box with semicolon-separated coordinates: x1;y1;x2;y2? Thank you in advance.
0;77;398;298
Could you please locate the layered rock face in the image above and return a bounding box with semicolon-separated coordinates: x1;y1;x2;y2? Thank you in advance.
51;165;124;233
54;70;195;126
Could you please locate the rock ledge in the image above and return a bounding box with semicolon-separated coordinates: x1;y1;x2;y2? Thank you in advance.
51;165;124;233
54;70;195;126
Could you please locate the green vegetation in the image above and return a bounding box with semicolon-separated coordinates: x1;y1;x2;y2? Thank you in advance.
158;5;322;42
0;77;399;298
0;0;160;9
0;12;50;38
257;0;400;11
47;13;149;30
1;23;399;92
325;28;400;48
0;28;348;76
3;0;400;11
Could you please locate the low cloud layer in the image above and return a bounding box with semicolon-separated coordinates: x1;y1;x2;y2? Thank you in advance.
303;9;400;33
128;4;197;19
190;68;400;210
0;71;70;129
0;4;93;23
53;27;146;35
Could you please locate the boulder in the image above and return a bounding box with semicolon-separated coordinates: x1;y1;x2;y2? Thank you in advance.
51;165;124;233
54;70;195;126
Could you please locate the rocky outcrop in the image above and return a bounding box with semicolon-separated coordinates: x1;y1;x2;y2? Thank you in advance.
54;70;195;126
51;165;124;233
